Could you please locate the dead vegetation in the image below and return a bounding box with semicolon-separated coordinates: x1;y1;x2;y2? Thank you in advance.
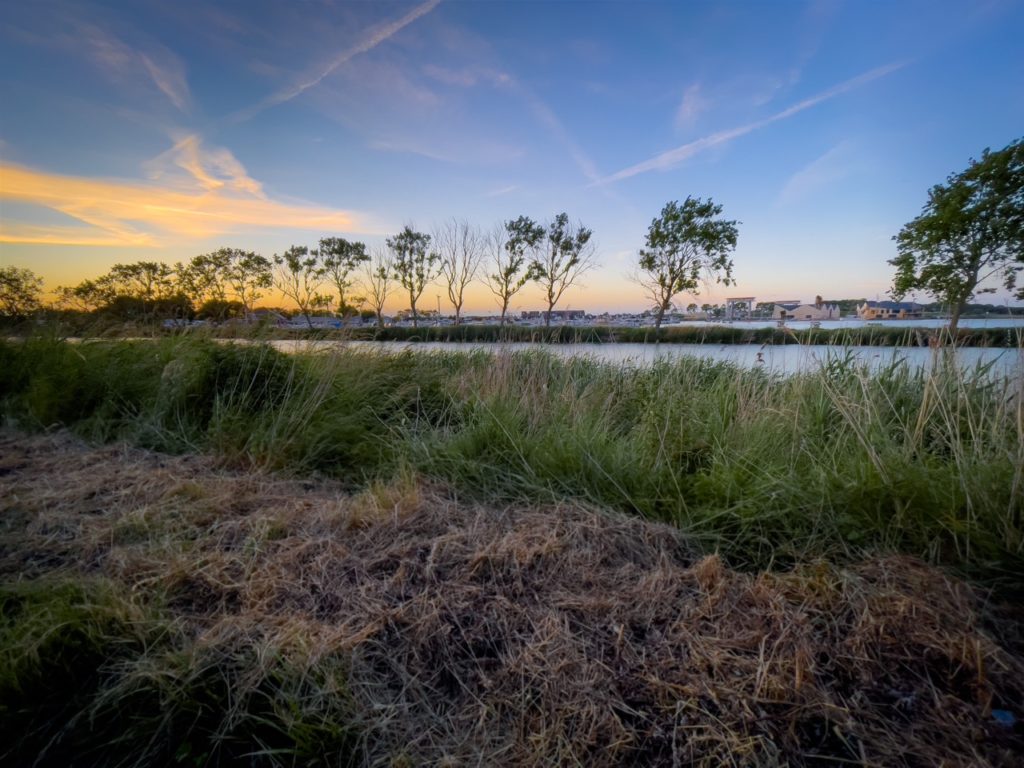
1;429;1022;766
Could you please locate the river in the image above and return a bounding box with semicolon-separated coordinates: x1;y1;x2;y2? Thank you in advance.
267;340;1024;378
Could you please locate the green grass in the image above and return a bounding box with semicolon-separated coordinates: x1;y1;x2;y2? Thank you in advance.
0;576;361;767
179;321;1024;347
2;334;1022;580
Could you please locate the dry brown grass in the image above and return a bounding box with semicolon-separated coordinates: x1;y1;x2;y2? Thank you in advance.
1;429;1022;766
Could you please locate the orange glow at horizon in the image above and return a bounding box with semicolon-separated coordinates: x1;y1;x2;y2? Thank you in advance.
0;151;363;250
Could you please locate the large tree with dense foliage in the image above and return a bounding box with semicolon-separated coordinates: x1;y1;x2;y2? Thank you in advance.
387;226;438;328
0;266;44;319
891;138;1024;333
529;213;595;327
635;198;738;328
320;237;369;317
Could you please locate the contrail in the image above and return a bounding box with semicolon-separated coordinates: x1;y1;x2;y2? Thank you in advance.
231;0;442;123
594;60;907;185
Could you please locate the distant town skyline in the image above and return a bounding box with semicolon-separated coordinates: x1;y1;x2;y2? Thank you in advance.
1;0;1023;313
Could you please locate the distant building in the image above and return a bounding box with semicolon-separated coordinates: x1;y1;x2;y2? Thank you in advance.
856;301;923;320
289;315;343;329
521;309;586;322
773;301;841;320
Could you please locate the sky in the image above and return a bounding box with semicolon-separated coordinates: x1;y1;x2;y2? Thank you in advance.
1;0;1022;314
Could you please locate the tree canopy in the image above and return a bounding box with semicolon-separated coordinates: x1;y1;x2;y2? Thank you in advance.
0;266;44;320
387;226;438;328
891;138;1023;333
529;213;595;326
320;237;369;316
635;198;738;328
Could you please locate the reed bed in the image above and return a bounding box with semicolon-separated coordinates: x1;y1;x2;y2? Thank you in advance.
1;335;1020;578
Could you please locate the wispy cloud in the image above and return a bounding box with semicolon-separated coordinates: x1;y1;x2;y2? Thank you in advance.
777;140;855;205
369;138;456;163
146;134;266;197
485;184;519;197
78;22;191;112
596;61;906;185
674;83;708;129
421;62;607;188
139;54;190;111
0;145;362;247
233;0;442;122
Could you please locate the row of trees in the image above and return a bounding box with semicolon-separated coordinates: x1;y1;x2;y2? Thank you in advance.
5;137;1022;331
2;201;742;329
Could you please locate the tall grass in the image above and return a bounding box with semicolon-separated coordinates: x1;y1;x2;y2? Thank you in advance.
0;577;360;767
171;321;1023;347
2;334;1021;578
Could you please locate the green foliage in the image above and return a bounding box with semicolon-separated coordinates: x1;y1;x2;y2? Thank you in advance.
2;336;1022;581
320;236;370;314
891;137;1024;331
0;265;44;319
387;226;439;328
273;245;332;328
529;213;595;326
249;322;1020;347
0;577;361;767
489;216;544;324
637;198;739;327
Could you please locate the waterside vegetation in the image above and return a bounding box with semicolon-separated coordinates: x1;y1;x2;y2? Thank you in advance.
2;335;1023;765
2;335;1021;578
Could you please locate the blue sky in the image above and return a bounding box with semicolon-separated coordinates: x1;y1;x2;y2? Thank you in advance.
1;0;1022;312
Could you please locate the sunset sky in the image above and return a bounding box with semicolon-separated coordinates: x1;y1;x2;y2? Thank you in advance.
1;0;1022;313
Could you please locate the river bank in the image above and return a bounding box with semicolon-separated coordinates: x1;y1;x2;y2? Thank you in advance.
2;430;1022;766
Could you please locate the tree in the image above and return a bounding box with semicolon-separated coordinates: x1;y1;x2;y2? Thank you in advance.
223;251;272;317
176;250;233;306
106;261;176;302
635;198;738;328
55;279;114;313
361;248;393;328
387;226;438;328
0;266;44;319
485;217;543;325
891;138;1024;334
85;261;187;320
273;246;331;330
320;236;369;317
435;219;483;326
530;213;595;326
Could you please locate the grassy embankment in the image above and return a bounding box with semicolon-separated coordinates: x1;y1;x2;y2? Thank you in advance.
3;334;1020;575
1;334;1022;765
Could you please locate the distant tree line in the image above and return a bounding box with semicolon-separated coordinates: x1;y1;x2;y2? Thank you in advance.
0;202;744;329
3;134;1021;333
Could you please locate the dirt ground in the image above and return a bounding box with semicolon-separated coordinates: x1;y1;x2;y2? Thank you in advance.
2;429;1022;766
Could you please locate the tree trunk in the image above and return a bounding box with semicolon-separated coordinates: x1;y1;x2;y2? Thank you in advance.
654;304;666;329
948;301;963;336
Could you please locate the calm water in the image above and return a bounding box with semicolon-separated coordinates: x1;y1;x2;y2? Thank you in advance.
269;339;1024;378
664;318;1024;331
